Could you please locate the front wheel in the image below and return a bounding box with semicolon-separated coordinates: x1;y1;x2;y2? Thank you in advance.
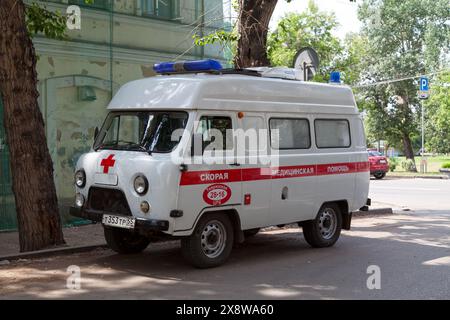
302;203;342;248
374;172;386;179
181;213;234;268
104;227;150;254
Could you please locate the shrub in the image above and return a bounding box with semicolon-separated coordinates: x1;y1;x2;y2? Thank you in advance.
442;162;450;169
401;159;417;172
388;157;399;172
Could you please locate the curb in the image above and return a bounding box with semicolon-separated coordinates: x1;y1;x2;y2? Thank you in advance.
0;243;108;263
386;175;448;180
353;207;393;217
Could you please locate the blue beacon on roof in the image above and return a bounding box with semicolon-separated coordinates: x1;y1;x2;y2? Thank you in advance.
153;59;223;74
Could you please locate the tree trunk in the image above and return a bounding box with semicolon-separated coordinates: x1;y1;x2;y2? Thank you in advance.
234;0;278;68
0;0;65;251
402;132;417;172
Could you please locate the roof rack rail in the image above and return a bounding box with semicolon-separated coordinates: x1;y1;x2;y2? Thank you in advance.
158;68;261;77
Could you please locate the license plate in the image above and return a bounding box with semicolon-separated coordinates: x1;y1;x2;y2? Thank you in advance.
379;160;387;164
102;214;136;229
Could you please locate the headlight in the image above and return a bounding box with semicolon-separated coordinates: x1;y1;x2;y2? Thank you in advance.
134;175;148;195
75;193;85;207
75;170;86;188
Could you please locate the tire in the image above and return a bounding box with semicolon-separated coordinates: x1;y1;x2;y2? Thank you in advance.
104;227;150;254
374;172;386;179
302;203;342;248
243;228;260;238
181;213;234;268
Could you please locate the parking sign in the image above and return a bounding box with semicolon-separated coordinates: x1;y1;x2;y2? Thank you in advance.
420;77;429;92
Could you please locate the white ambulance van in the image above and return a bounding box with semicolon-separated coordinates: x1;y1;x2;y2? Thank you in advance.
70;59;370;268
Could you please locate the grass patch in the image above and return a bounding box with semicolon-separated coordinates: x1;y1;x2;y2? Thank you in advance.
389;156;450;173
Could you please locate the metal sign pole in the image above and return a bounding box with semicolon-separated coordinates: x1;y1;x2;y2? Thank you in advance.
419;76;429;173
421;99;424;173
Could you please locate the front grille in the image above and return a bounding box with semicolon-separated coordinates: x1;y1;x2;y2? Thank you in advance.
87;187;132;216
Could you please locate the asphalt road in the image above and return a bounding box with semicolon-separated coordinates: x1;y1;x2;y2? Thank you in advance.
0;178;449;299
369;177;450;212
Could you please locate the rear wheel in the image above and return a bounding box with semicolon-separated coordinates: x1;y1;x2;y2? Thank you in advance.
181;213;234;268
302;203;342;248
374;172;386;179
104;227;150;254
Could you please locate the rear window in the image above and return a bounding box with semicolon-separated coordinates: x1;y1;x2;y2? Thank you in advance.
368;151;383;156
315;119;351;148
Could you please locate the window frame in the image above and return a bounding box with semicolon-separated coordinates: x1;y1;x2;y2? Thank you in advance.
68;0;110;10
197;115;234;153
314;118;352;149
141;0;175;21
268;117;311;150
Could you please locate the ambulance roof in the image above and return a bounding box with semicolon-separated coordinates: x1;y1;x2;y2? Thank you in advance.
108;73;359;115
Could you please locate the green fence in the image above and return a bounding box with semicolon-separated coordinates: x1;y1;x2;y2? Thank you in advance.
0;96;18;231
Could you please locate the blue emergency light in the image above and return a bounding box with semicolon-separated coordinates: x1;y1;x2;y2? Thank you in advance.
329;71;341;84
153;59;222;74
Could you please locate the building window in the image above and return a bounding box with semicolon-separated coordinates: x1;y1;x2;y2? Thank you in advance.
269;118;311;150
68;0;110;10
142;0;174;19
315;119;351;148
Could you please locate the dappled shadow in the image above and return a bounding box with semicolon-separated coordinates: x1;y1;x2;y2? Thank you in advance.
1;211;450;299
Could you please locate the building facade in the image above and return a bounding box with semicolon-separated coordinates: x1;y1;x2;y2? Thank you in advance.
0;0;227;230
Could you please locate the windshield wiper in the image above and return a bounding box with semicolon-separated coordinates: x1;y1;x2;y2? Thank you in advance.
96;140;151;154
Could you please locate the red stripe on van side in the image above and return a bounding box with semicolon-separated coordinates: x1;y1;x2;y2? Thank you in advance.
241;167;273;181
179;168;242;186
179;162;369;186
270;165;316;179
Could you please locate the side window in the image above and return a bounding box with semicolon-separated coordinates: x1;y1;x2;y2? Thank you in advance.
197;116;233;152
315;119;351;148
269;118;311;149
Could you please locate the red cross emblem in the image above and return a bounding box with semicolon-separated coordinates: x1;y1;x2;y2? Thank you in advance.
100;154;116;174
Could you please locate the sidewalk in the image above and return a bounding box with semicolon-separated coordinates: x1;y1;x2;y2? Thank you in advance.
0;223;105;257
386;172;448;179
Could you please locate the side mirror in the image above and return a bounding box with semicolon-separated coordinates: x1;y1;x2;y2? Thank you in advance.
191;133;203;157
94;127;99;140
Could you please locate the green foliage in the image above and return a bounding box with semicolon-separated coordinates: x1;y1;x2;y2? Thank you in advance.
267;1;342;82
425;71;450;153
193;30;238;63
441;162;450;169
401;159;416;172
357;0;449;156
25;2;67;40
388;157;399;172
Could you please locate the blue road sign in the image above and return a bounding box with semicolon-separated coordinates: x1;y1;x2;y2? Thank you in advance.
420;77;429;92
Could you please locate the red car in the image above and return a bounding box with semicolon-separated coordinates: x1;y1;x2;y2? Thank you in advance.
368;150;389;179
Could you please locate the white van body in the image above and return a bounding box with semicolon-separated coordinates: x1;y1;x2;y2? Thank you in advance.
71;72;370;267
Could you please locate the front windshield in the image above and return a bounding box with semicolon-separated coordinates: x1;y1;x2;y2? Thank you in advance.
94;111;188;153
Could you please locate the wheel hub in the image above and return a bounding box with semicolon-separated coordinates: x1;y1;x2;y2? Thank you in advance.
201;220;227;258
318;208;337;240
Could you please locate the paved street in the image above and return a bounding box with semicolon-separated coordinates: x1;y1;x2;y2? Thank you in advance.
369;177;450;212
1;178;449;300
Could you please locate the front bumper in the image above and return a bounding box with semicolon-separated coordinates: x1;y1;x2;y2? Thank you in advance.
70;206;169;232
